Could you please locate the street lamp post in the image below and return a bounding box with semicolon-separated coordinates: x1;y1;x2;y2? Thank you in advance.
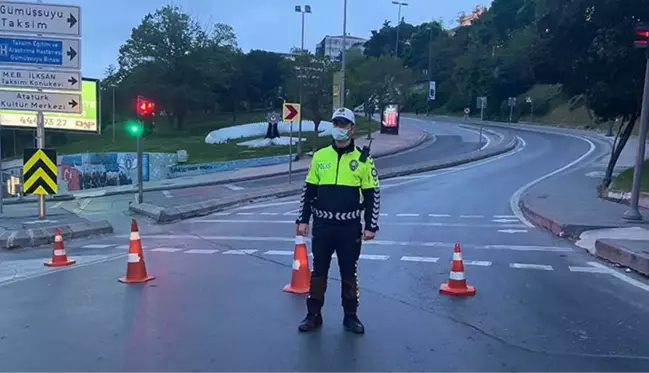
295;4;311;158
340;0;348;109
392;1;408;57
623;24;649;221
427;25;433;115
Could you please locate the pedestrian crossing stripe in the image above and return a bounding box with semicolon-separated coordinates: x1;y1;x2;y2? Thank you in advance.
22;148;58;195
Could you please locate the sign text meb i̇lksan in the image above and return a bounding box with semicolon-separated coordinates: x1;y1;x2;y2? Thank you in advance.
380;104;400;135
0;78;98;133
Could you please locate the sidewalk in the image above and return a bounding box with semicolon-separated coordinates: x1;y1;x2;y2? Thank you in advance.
71;124;427;199
520;156;649;277
0;206;112;250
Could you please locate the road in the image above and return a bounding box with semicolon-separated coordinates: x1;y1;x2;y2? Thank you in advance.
1;118;649;371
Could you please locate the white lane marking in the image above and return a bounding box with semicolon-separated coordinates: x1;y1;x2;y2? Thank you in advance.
379;140;525;191
587;262;649;292
460;215;483;218
211;212;231;216
498;229;528;234
51;201;63;209
464;260;492;267
223;249;258;255
493;215;518;219
194;219;528;228
396;213;420;217
225;184;245;191
74;198;92;213
568;266;610;273
429;214;451;217
81;244;115;249
359;254;389;260
184;249;219;254
236;212;255;216
401;256;439;263
265;250;294;256
234;200;300;210
457;125;491;150
283;212;299;216
132;235;575;253
151;248;183;253
260;212;279;216
510;134;596;227
492;218;521;223
585;171;605;178
115;245;129;250
162;190;173;198
379;213;389;216
510;263;554;271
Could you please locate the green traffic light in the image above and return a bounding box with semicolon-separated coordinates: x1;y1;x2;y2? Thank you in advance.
125;120;144;137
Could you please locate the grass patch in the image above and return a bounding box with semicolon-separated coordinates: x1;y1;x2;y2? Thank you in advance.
612;159;649;192
56;112;375;164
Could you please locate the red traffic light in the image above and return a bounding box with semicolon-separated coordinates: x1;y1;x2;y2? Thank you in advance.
136;97;155;116
634;24;649;48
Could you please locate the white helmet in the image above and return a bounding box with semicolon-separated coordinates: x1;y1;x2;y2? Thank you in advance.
332;107;356;125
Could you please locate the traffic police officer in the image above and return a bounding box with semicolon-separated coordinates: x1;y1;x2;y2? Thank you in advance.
296;107;380;334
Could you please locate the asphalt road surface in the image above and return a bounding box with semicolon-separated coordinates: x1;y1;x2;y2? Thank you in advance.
1;118;649;371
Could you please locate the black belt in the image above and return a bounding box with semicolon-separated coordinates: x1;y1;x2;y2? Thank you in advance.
313;208;362;220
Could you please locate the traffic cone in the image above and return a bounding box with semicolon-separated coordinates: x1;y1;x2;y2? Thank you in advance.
440;243;476;296
283;227;310;294
119;219;155;284
44;228;76;267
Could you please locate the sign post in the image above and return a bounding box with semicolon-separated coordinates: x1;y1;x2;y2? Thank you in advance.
508;97;517;123
476;96;487;121
0;0;82;219
282;103;301;184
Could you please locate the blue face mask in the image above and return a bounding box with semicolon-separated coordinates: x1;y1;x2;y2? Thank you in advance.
332;127;350;141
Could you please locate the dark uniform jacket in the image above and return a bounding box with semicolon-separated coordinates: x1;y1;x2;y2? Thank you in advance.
296;140;380;232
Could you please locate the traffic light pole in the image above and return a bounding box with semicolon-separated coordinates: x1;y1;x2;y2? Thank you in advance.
137;133;143;204
623;54;649;221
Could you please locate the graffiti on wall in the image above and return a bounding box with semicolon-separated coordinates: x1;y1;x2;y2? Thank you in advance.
60;153;150;192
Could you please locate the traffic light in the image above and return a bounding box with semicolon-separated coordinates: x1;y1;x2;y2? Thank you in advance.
125;119;143;137
136;96;155;116
634;24;649;49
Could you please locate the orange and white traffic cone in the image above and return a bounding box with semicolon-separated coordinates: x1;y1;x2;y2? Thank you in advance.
440;243;476;296
119;219;155;284
283;227;311;294
44;228;76;267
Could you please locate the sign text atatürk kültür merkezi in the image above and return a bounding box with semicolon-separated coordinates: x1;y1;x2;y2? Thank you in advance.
0;2;80;36
0;89;81;113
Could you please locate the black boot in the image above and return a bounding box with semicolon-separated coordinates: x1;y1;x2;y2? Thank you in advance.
298;312;323;332
343;313;365;334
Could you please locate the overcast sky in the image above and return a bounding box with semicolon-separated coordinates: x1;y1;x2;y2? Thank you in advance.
77;0;489;78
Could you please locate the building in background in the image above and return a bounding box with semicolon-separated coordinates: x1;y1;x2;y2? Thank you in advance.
458;5;487;27
316;35;368;61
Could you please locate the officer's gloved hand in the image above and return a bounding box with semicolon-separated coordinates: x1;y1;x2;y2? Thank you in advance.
362;230;376;241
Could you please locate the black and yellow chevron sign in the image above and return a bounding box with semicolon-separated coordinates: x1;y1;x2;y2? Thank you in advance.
22;148;58;196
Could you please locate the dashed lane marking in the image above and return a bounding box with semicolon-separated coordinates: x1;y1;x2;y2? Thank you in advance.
162;191;173;198
510;263;553;271
116;245;129;250
429;214;451;218
195;219;529;229
359;254;389;260
498;229;529;234
493;215;518;219
124;235;575;253
223;249;258;255
236;212;255;216
492;218;521;223
264;250;294;256
460;215;484;218
151;248;183;253
568;266;610;274
260;212;279;216
401;256;439;263
225;184;245;191
80;244;115;249
184;249;219;254
396;213;420;217
464;260;492;267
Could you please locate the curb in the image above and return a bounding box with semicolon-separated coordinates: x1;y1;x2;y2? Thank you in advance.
2;194;75;205
130;132;518;223
518;198;618;239
0;220;114;250
75;126;430;200
595;239;649;277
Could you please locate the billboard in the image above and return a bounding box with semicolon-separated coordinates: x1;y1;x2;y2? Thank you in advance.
380;103;400;135
0;78;100;133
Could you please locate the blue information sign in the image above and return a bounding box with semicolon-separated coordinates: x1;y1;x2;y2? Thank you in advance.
0;35;80;69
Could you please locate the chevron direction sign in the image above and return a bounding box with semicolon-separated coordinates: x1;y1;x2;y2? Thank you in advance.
282;102;300;122
22;148;58;195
